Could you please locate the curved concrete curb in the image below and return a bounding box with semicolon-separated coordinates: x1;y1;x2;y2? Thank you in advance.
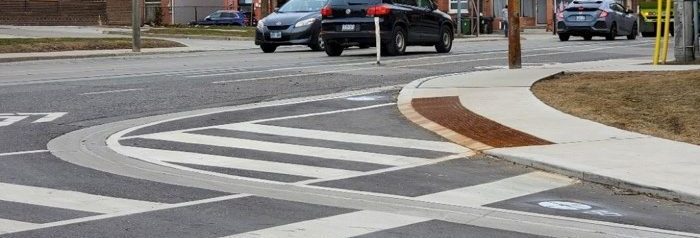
397;65;700;206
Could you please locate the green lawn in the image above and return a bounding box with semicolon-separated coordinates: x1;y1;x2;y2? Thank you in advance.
0;38;185;53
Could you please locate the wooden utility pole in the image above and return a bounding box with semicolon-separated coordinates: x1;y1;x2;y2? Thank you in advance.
132;0;141;52
507;0;521;69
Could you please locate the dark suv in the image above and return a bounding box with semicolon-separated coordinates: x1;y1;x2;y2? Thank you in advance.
320;0;454;56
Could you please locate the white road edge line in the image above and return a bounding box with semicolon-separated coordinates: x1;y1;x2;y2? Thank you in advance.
0;182;164;214
0;150;50;157
80;88;144;95
222;210;430;238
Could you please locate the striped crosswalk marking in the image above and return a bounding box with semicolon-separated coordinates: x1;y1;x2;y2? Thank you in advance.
416;171;575;207
0;182;164;214
117;146;363;179
222;210;429;238
0;218;38;234
214;123;468;154
136;131;431;166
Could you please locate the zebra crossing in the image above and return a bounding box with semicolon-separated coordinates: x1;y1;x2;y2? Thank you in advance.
112;118;472;184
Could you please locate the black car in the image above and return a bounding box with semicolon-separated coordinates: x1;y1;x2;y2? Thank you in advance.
255;0;329;53
320;0;454;56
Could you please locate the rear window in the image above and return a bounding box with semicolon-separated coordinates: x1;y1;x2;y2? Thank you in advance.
565;3;601;11
329;0;383;6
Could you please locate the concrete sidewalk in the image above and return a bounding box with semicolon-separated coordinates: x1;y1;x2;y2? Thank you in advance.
398;58;700;205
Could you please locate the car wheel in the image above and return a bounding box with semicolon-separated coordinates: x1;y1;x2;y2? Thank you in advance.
583;35;592;41
641;32;654;37
606;23;617;40
325;42;344;56
558;33;570;41
309;33;325;51
260;44;277;53
435;25;453;53
383;26;407;56
627;23;637;40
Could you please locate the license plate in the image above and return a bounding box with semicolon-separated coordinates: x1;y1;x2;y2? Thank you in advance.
270;31;282;39
341;24;356;31
576;16;586;21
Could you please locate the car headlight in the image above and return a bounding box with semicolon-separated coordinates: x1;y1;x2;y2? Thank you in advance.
257;21;265;30
294;18;316;28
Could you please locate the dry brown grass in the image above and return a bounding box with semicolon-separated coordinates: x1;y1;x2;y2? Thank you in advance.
0;38;185;53
532;70;700;145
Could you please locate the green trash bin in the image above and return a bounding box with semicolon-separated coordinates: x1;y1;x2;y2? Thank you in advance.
461;18;471;35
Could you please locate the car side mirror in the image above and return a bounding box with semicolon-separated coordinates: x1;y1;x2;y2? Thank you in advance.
274;7;280;12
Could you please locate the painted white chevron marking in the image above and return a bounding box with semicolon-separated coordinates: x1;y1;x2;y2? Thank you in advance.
0;218;38;235
117;146;363;179
214;123;468;154
417;171;576;207
136;131;430;166
222;210;430;238
0;112;67;127
0;115;28;127
0;183;164;214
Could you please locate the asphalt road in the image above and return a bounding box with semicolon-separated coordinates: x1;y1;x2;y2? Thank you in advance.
1;36;698;237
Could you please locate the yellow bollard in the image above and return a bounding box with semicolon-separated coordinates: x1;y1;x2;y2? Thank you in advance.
652;0;663;65
660;0;672;63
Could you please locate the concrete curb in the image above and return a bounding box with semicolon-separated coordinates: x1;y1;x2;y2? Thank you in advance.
397;69;700;206
104;30;254;41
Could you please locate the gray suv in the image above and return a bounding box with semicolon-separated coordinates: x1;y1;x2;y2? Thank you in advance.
557;0;638;41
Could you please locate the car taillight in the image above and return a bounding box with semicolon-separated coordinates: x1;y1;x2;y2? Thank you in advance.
367;5;391;17
321;5;333;17
599;11;608;18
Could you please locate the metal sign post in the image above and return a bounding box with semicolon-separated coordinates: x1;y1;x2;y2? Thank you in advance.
457;0;463;35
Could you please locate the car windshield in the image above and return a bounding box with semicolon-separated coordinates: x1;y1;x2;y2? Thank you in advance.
279;0;328;12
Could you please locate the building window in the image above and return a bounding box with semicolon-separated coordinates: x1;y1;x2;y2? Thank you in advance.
449;0;469;13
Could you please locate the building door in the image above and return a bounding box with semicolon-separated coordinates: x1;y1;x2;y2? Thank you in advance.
536;0;546;24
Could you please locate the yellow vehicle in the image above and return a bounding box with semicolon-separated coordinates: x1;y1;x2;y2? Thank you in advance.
638;0;673;37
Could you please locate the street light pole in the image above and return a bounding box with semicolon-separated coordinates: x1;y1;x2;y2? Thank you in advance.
457;0;463;35
507;0;521;68
132;0;141;52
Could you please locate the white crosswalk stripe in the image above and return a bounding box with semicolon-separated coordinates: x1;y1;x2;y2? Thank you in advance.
0;218;38;234
214;123;469;154
222;210;429;238
116;146;363;179
416;171;575;207
136;131;432;166
0;182;164;214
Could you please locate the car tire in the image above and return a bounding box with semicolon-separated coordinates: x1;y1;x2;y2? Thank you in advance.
641;32;654;37
558;33;570;41
260;44;277;53
606;23;617;40
435;25;453;53
627;23;638;40
325;42;344;56
383;26;407;56
309;33;325;51
583;35;592;41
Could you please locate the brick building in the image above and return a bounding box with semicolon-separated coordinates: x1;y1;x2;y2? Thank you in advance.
0;0;108;26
